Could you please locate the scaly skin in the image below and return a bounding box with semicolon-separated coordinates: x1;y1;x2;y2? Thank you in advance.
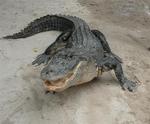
3;15;137;92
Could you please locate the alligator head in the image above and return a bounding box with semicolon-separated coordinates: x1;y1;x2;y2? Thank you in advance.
40;51;101;92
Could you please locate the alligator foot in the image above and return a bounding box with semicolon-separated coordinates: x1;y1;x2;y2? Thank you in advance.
121;78;137;92
32;53;51;65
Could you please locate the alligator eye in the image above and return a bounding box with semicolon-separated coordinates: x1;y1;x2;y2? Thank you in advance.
46;71;49;74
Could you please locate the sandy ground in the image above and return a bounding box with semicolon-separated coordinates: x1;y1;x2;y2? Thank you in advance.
0;0;150;124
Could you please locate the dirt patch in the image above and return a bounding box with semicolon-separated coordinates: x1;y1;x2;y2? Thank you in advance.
78;0;150;29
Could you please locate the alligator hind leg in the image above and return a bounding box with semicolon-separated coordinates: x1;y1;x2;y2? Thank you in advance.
32;30;72;65
92;30;111;52
92;30;122;63
98;56;137;92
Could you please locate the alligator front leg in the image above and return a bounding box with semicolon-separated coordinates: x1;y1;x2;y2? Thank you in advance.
92;30;122;63
98;55;137;92
32;31;72;65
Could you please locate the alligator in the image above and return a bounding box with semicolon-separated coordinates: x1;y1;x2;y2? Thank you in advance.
3;15;137;92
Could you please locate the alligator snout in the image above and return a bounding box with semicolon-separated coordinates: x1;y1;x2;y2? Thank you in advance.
41;60;99;92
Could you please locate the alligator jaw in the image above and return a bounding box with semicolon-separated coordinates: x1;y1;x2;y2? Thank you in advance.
43;61;102;92
43;72;73;92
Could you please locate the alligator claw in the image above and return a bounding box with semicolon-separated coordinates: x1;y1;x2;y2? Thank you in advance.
32;53;51;65
121;78;137;92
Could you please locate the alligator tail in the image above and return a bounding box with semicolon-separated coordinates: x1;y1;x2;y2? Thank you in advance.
3;15;74;39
